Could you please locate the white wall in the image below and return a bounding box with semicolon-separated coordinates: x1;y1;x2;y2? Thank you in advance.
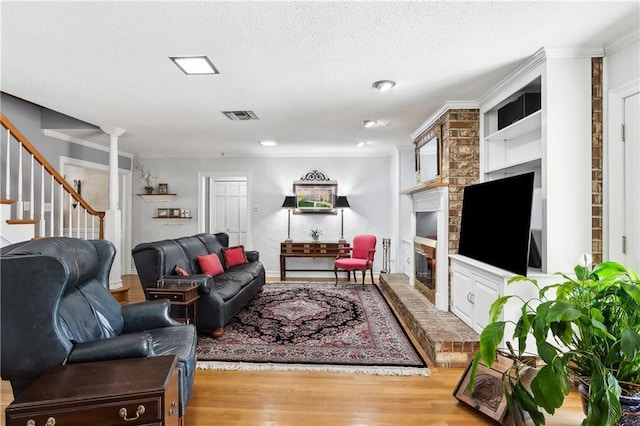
131;156;392;278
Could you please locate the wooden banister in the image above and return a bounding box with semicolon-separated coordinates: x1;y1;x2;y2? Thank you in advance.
1;113;105;239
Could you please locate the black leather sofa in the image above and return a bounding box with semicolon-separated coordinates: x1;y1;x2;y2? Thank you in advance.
0;237;197;418
132;232;266;338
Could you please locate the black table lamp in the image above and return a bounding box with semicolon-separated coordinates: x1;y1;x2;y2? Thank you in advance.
281;196;297;242
335;196;350;243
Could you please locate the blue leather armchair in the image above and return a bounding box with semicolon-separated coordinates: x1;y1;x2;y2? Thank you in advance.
0;237;197;418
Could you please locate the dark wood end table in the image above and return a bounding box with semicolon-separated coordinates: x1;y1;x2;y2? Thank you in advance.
147;281;200;328
5;356;180;426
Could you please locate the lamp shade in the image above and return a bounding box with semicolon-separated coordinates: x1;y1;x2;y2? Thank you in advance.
335;196;350;209
281;196;296;209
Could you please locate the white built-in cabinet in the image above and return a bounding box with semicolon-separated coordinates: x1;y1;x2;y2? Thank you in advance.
449;47;597;342
478;46;594;275
450;254;550;349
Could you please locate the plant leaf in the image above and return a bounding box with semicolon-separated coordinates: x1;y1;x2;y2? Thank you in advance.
479;322;505;366
530;364;566;413
489;296;511;322
621;281;640;304
546;301;582;322
512;380;546;426
621;328;640;359
536;341;558;365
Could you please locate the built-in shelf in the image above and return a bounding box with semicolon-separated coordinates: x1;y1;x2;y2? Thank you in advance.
137;194;177;202
485;110;541;142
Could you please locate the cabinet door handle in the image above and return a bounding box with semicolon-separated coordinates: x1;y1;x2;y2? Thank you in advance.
119;405;145;422
467;292;475;304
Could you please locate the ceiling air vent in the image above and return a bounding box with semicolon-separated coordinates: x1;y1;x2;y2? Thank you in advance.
221;110;259;121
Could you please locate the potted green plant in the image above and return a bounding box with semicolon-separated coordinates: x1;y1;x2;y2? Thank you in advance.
470;255;640;426
310;229;322;240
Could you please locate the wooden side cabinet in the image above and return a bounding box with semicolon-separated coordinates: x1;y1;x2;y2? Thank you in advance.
5;356;180;426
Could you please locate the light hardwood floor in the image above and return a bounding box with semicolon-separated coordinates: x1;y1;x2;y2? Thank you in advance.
1;275;584;425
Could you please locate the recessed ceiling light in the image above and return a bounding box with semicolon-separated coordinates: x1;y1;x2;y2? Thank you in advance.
356;141;371;148
259;140;277;147
372;80;396;91
169;56;219;75
362;120;377;128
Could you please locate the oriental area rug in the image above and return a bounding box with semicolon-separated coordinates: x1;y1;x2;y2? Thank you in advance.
196;282;430;377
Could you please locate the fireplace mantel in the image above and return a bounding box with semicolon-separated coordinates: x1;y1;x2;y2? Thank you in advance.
400;181;448;195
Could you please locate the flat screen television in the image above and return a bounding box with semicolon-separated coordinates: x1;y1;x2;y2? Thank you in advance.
458;172;535;276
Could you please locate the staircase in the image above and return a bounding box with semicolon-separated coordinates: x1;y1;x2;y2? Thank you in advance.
0;113;104;247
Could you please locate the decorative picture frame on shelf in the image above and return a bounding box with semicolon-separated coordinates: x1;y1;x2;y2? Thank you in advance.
168;208;182;218
156;208;169;218
158;183;169;194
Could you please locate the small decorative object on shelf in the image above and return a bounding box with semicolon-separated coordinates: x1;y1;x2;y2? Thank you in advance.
168;208;181;218
157;208;169;218
158;183;168;194
134;160;157;194
310;229;322;240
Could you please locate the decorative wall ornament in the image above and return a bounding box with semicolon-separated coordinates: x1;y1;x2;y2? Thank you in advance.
299;170;332;182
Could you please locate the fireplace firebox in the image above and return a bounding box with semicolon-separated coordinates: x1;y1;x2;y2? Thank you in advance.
414;236;436;304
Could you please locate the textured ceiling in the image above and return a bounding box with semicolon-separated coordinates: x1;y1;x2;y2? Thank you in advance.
1;1;638;158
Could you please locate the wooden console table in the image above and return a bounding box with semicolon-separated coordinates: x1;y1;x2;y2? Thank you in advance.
5;356;180;426
280;241;350;281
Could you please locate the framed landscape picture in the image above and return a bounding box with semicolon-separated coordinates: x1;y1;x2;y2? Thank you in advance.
293;183;337;213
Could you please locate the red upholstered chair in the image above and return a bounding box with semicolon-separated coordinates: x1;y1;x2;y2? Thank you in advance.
334;234;377;287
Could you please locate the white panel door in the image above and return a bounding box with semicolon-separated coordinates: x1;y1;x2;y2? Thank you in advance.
624;92;639;271
210;179;247;247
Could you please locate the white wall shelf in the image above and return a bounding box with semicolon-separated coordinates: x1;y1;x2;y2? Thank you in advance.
152;217;192;224
137;194;177;202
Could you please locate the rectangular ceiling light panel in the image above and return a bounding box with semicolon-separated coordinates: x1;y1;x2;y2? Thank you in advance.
170;56;219;75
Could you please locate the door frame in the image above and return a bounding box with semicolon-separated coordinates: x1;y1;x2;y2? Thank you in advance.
197;171;252;249
604;78;639;265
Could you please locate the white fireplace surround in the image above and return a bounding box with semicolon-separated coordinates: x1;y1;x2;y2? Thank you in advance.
410;187;449;311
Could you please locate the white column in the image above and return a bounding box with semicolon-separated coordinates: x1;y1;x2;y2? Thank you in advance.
100;126;126;290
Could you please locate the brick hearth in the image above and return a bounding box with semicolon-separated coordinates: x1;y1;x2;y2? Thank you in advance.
378;273;479;368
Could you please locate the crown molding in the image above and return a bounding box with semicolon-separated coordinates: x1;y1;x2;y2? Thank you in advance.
410;100;479;140
605;27;640;56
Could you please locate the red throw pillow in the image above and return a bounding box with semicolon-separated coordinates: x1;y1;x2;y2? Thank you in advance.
222;245;247;268
197;253;224;277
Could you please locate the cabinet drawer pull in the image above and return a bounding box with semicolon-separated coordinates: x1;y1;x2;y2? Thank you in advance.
26;419;56;426
119;405;145;422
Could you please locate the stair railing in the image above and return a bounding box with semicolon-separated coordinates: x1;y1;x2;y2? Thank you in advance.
1;113;104;240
